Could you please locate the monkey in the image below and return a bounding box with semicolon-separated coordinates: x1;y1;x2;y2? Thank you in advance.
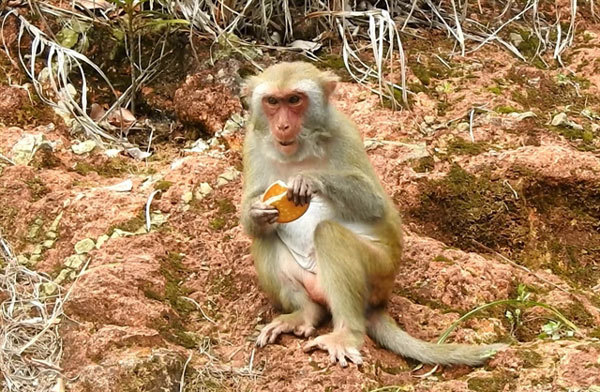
240;61;507;367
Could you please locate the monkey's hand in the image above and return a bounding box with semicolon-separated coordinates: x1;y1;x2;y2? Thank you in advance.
287;174;316;206
250;200;279;226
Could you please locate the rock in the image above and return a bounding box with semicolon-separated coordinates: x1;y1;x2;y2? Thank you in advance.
71;140;97;155
104;179;133;192
49;212;63;232
424;115;436;125
186;139;209;153
96;234;109;249
592;124;600;133
65;254;86;269
216;167;240;187
104;148;122;158
11;134;46;165
75;238;96;254
32;244;44;255
43;239;55;248
41;282;58;296
149;212;168;228
54;269;70;284
29;255;41;264
551;112;583;130
456;122;470;133
509;32;523;46
508;111;537;121
16;255;29;265
46;231;57;239
181;191;193;204
194;182;213;200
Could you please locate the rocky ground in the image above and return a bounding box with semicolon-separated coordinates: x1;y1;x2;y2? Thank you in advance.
1;9;600;392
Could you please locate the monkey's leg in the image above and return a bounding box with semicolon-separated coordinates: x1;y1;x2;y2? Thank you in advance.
304;221;392;367
254;235;326;347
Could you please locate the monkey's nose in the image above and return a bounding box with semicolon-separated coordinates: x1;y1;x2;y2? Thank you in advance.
278;124;290;131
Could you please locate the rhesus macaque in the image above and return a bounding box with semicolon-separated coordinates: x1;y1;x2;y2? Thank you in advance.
241;62;506;367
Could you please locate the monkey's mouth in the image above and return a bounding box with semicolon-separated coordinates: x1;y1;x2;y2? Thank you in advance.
278;140;296;146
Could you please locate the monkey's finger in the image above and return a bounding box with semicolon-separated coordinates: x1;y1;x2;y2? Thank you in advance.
303;340;322;353
299;180;310;205
346;348;363;365
336;351;348;368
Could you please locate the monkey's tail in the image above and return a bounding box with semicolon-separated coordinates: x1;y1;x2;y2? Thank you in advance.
367;310;508;366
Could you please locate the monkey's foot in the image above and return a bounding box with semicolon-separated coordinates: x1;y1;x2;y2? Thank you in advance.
257;316;316;347
303;331;363;367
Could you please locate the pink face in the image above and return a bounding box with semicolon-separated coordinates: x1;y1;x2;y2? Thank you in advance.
261;91;309;156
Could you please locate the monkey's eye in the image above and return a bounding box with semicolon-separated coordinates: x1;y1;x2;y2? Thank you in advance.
266;97;278;105
288;95;301;105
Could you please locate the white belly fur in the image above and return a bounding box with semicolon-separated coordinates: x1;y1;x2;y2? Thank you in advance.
275;195;378;273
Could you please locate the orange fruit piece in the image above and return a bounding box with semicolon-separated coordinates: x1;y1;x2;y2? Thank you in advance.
262;180;310;223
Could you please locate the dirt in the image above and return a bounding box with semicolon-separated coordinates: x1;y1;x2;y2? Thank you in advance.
1;12;600;392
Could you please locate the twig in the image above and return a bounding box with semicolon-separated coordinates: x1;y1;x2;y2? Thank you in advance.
179;352;193;392
0;152;15;165
145;190;161;232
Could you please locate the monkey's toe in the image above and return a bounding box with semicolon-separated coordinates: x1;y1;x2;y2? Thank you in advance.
293;324;315;337
303;334;363;367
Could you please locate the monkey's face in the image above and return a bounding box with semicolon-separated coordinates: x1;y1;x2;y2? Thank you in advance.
261;91;309;156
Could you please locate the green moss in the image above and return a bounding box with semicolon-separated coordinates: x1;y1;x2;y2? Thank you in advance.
494;105;520;114
154;180;173;191
24;177;49;201
109;211;145;234
412;156;434;173
548;125;596;152
73;158;139;178
487;85;502;95
209;217;226;231
216;198;235;214
517;349;543;368
410;164;529;253
467;375;512;392
446;137;488;156
433;255;453;264
147;252;197;349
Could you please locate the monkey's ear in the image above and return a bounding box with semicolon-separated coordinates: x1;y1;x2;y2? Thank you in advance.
241;75;259;109
320;71;340;100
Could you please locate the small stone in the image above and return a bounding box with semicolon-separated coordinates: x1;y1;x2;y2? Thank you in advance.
16;255;29;265
592;124;600;133
29;255;41;264
32;244;44;255
43;240;55;248
65;254;85;269
551;112;569;127
424;115;436;125
150;212;168;228
74;238;95;254
71;140;97;154
96;234;109;249
11;133;45;165
456;122;470;133
104;179;133;192
54;269;70;284
46;231;57;239
181;191;193;204
41;282;58;296
219;167;240;182
509;32;523;46
69;271;78;280
49;212;63;232
104;148;122;158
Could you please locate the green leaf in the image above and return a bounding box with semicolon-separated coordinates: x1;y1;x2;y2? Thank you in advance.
56;28;79;49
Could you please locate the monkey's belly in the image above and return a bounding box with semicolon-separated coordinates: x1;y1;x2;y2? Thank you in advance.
275;196;378;273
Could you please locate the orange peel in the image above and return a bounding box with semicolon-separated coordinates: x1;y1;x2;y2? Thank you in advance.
262;180;309;223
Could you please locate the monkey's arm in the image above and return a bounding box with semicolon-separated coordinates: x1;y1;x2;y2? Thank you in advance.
302;169;386;222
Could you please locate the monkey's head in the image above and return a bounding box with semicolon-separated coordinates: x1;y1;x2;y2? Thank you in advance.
244;62;339;158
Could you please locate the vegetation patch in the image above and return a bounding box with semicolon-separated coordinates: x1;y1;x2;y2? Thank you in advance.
410;165;600;289
445;137;489;156
24;177;49;201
